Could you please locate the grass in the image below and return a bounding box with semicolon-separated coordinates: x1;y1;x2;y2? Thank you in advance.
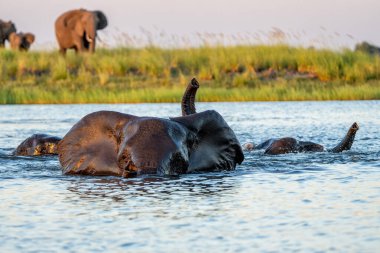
0;45;380;104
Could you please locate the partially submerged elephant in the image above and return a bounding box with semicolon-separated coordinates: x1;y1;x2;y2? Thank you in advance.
0;19;16;47
242;122;359;155
9;32;35;51
55;9;108;55
13;134;61;156
14;78;244;177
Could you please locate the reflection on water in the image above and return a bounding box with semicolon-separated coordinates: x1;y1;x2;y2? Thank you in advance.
0;101;379;252
67;174;237;201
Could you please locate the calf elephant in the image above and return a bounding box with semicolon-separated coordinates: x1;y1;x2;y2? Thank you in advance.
242;122;359;155
0;19;16;47
9;32;35;51
55;9;108;55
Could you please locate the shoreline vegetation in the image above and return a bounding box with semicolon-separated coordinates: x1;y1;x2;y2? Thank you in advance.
0;45;379;104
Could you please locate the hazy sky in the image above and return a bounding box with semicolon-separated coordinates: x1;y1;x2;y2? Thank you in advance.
1;0;379;49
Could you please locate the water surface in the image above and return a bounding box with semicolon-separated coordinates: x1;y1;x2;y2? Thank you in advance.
0;101;379;252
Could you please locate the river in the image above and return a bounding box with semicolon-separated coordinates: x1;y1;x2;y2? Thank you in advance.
0;101;379;252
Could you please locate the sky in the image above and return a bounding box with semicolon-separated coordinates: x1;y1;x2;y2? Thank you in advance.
1;0;379;49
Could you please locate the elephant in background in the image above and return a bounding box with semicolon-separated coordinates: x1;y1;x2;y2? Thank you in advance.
0;19;16;47
9;32;35;51
55;9;108;55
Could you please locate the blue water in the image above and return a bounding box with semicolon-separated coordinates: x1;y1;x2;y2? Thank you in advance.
0;101;379;252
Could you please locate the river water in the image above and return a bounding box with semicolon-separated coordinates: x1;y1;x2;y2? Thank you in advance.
0;101;379;252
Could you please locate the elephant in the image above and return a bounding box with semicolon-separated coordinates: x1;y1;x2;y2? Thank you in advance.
54;9;108;55
242;122;359;155
58;78;244;177
9;32;35;51
13;134;62;156
0;19;16;47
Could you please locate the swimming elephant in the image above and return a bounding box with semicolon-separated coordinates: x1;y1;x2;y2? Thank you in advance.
13;134;62;156
58;78;244;177
242;122;359;155
9;32;35;51
54;9;108;55
0;19;16;47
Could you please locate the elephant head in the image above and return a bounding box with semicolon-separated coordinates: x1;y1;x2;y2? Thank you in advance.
13;134;61;156
0;19;16;47
54;9;108;54
9;32;35;51
58;79;244;177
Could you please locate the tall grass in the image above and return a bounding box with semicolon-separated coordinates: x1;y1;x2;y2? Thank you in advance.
0;45;379;104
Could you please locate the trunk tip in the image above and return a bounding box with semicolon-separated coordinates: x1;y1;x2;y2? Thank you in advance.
351;122;359;131
190;77;200;88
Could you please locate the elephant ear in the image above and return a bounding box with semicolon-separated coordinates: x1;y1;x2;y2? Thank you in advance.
171;110;244;172
58;111;136;177
93;10;108;30
24;33;35;44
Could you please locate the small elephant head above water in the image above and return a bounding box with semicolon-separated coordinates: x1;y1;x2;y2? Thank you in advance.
9;32;35;51
58;78;244;177
13;134;61;156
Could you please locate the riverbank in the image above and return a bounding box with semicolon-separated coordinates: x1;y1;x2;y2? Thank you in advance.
1;45;379;104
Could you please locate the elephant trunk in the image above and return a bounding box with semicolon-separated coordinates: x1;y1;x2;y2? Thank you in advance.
181;78;200;116
330;122;359;153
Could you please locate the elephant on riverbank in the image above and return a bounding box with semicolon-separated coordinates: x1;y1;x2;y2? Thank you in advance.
9;32;35;51
54;9;108;55
242;122;359;155
0;20;16;47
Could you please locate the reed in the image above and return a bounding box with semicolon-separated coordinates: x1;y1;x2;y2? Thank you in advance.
0;45;379;104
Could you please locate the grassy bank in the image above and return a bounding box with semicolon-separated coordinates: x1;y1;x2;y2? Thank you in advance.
1;45;379;104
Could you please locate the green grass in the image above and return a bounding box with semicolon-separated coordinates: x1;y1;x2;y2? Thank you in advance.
0;45;380;104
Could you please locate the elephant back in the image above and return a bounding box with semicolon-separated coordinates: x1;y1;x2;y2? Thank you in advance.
58;111;136;176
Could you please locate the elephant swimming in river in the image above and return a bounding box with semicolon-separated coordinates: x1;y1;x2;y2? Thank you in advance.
14;78;244;177
54;9;108;55
242;122;359;155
